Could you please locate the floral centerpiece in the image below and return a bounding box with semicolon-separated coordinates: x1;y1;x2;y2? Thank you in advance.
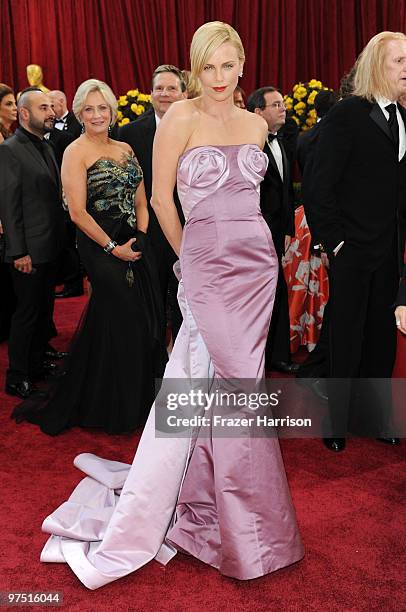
116;89;152;127
283;79;332;131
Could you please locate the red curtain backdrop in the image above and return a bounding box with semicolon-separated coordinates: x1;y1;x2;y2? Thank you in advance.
1;0;406;103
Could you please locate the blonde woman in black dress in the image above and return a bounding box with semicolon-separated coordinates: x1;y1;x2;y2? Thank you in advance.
13;79;167;434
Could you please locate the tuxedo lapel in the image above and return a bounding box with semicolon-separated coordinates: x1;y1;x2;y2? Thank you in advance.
280;139;288;182
16;132;60;194
265;141;280;179
46;144;62;196
144;112;156;155
369;103;393;143
23;138;53;177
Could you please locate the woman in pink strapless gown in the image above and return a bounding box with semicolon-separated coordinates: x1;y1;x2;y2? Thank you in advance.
39;23;303;588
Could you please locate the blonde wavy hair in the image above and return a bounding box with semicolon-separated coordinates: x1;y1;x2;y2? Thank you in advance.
353;31;406;102
190;21;245;80
72;79;118;125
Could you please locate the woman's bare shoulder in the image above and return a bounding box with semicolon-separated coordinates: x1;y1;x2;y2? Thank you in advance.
64;137;87;160
239;110;268;144
243;109;268;129
162;98;201;124
113;140;133;155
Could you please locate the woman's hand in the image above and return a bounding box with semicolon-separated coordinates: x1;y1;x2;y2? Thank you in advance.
395;306;406;334
112;238;142;262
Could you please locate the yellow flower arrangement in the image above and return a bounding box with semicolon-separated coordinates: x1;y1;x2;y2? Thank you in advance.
116;88;153;126
284;96;294;111
284;78;332;131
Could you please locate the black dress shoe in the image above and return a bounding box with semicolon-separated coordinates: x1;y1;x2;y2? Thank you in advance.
5;379;38;399
296;377;328;401
271;361;300;374
377;437;400;445
323;437;346;452
55;287;84;299
44;348;68;360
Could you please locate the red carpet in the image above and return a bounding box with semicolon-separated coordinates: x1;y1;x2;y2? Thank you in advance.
0;295;405;612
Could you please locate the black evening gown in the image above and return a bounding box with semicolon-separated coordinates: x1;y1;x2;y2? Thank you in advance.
13;156;167;434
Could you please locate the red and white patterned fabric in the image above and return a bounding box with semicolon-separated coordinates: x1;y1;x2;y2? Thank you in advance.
283;205;329;353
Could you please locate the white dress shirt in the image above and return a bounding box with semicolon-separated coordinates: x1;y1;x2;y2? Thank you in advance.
54;111;69;131
267;133;284;181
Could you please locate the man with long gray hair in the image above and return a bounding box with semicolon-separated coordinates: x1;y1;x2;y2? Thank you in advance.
307;31;406;451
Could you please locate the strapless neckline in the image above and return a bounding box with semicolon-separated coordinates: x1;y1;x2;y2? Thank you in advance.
87;154;135;173
179;143;262;161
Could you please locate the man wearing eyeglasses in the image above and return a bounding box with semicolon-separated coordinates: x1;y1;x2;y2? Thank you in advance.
247;87;296;374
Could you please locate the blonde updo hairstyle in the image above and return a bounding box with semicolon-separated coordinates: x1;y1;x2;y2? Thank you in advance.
72;78;118;126
190;21;245;80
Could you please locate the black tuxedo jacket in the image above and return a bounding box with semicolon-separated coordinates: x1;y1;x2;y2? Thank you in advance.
48;129;76;168
118;109;184;248
296;121;322;176
307;96;406;271
297;121;324;246
65;111;82;139
48;112;81;168
260;137;294;256
0;129;65;264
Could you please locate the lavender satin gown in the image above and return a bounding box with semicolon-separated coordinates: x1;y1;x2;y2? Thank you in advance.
40;144;304;588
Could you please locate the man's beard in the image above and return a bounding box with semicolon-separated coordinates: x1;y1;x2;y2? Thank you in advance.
28;114;54;135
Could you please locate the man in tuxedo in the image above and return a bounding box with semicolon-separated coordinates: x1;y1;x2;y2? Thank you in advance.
119;65;186;343
48;90;84;298
0;89;65;398
295;90;339;400
48;90;81;141
307;31;406;451
247;87;297;373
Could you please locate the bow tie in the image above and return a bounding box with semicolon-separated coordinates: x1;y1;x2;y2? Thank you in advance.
54;119;66;125
267;133;277;142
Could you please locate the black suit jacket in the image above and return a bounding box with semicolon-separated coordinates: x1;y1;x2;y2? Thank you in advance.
296;121;322;176
260;137;294;256
118;110;184;248
48;112;81;168
0;129;65;264
65;111;82;139
297;121;324;246
307;96;406;271
48;129;76;168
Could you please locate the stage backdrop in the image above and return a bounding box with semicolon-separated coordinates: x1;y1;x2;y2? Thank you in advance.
1;0;406;102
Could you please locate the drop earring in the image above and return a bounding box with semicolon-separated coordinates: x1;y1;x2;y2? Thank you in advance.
80;122;85;134
239;71;243;78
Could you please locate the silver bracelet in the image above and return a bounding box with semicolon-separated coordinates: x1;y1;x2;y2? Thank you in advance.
103;240;117;254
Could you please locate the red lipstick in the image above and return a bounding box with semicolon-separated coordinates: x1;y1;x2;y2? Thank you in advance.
213;86;227;92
